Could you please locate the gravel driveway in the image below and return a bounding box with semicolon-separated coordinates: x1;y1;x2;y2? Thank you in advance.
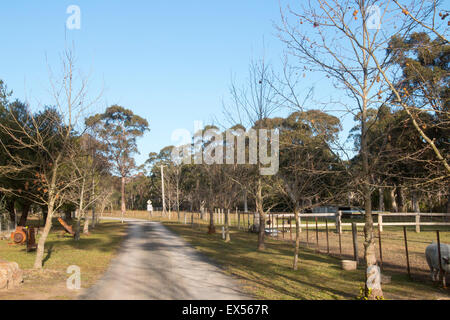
80;220;252;300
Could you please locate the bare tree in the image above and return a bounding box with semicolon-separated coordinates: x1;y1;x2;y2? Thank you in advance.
276;0;421;297
224;58;280;250
0;49;100;268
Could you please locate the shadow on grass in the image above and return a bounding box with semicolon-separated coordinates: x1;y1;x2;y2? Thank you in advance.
42;244;54;266
42;221;127;258
164;223;363;299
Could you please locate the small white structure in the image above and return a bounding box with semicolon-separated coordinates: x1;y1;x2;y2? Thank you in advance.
147;200;153;213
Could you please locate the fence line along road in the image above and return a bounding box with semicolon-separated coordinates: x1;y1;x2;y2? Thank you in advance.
249;211;450;234
104;209;449;234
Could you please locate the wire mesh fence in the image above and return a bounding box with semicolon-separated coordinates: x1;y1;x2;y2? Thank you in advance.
255;212;450;284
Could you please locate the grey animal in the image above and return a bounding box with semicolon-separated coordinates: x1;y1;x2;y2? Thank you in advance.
425;242;450;282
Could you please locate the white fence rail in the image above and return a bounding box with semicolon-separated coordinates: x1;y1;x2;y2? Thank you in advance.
265;212;450;233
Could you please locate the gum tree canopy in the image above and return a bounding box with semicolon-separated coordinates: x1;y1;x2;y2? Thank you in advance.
85;105;149;220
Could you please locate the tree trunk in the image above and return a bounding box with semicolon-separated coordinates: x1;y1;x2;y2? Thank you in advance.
83;217;89;234
64;208;72;221
18;202;31;226
244;189;248;212
42;207;48;227
33;201;54;269
378;188;384;212
256;177;265;251
91;207;96;229
361;93;383;298
396;186;405;212
74;217;82;241
225;209;231;242
412;191;420;213
91;175;96;228
207;209;216;234
390;188;398;212
293;203;300;270
6;199;15;223
121;176;126;223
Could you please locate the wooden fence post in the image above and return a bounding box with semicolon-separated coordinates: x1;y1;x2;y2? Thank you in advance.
336;211;342;234
378;224;383;270
415;214;420;233
352;222;359;265
378;213;383;232
325;219;329;254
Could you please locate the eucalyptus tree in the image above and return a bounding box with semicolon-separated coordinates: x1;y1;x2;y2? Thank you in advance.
387;32;450;211
86;105;149;222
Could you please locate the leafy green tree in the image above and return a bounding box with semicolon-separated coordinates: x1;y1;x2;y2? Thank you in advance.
388;32;450;211
276;110;345;270
86;105;149;221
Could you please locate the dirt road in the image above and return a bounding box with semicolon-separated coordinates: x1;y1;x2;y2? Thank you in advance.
80;220;252;300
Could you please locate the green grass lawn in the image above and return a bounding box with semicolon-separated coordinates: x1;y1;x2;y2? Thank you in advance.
163;222;450;300
0;219;127;299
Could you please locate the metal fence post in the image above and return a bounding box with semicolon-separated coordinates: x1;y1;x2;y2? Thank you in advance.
315;217;319;251
436;231;446;288
352;222;359;265
306;217;309;247
403;226;411;279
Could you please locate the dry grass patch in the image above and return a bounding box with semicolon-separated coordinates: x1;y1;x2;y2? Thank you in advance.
164;222;450;300
0;220;127;300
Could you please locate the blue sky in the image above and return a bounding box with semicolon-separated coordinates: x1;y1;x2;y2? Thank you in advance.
0;1;353;165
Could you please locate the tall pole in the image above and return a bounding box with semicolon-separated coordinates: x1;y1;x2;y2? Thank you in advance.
161;165;166;215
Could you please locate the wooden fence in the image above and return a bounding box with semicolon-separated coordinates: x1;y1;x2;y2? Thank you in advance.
104;209;450;234
261;212;450;234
